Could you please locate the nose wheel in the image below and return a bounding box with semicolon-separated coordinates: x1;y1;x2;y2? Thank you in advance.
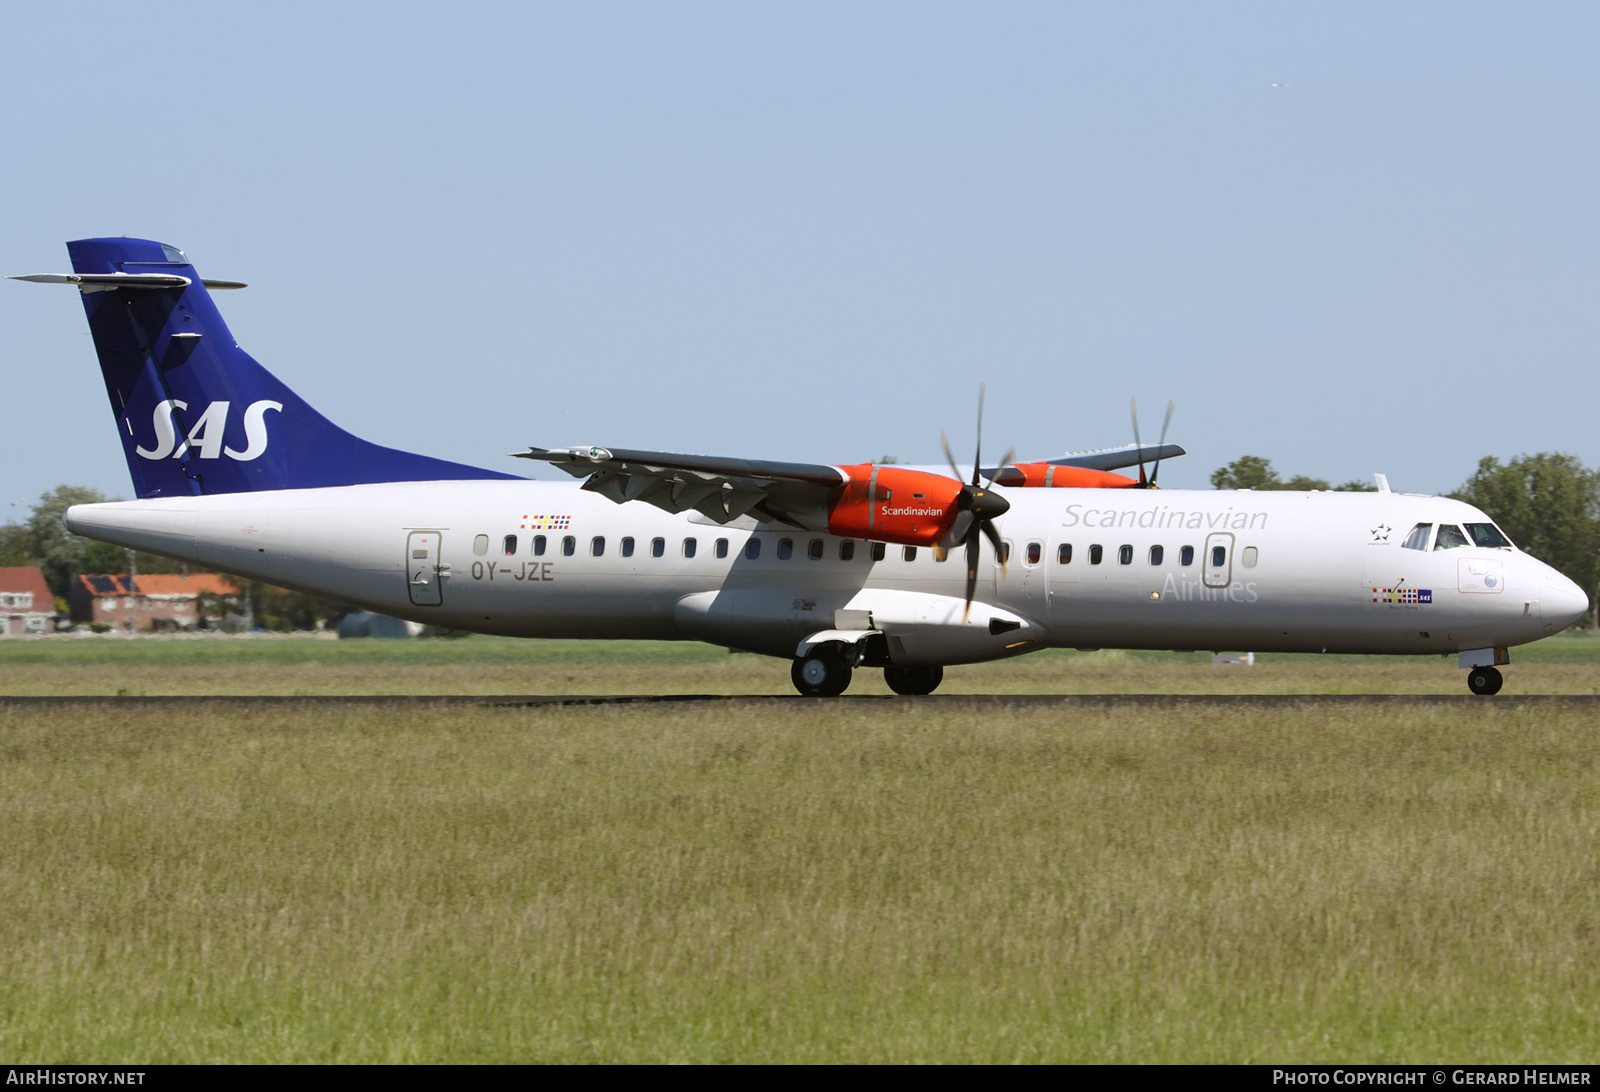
1467;666;1504;696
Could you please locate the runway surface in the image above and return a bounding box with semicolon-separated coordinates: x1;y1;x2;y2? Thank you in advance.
1;694;1597;708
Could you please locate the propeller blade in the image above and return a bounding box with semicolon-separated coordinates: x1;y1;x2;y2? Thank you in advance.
981;518;1006;577
932;542;949;563
971;383;986;487
947;509;975;547
1130;395;1147;487
1149;400;1175;487
962;524;981;620
985;447;1016;488
940;429;962;482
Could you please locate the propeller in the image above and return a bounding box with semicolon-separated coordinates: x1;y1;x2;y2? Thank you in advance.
1129;397;1176;489
937;384;1012;619
1149;398;1175;486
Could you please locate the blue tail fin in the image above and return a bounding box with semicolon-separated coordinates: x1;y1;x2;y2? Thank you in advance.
63;237;517;497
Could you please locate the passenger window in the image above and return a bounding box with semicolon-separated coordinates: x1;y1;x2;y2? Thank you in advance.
745;538;761;560
591;536;605;557
1402;523;1433;551
839;541;855;561
651;537;665;558
1211;545;1226;567
1242;546;1258;568
1149;545;1164;566
503;535;517;556
473;535;488;556
903;545;918;562
1089;544;1103;565
1118;545;1133;565
778;538;793;560
809;539;824;560
715;538;729;559
1465;523;1513;548
870;542;886;562
621;537;635;558
1026;542;1042;565
933;547;947;562
1434;525;1470;551
562;536;576;557
1000;542;1011;563
534;535;547;557
1058;543;1072;564
1180;545;1193;566
682;538;697;558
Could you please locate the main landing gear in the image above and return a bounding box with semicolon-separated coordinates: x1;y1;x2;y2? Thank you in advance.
884;665;943;696
789;643;946;697
1467;666;1504;696
791;644;853;697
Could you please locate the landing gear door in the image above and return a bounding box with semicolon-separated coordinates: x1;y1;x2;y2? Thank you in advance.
407;531;444;606
1202;532;1233;588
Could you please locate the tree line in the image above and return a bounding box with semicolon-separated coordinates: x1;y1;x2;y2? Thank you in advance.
2;455;1596;628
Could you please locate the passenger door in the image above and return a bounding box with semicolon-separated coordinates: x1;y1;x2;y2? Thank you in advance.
406;531;444;606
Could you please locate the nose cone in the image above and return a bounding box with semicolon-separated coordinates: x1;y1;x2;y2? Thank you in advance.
967;487;1009;521
1544;571;1590;631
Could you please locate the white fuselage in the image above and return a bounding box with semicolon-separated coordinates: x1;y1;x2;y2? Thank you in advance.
64;481;1588;663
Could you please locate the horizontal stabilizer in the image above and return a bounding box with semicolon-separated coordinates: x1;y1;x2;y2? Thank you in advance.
10;272;192;289
10;272;247;291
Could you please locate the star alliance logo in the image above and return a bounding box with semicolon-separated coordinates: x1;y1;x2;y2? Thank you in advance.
1370;524;1392;542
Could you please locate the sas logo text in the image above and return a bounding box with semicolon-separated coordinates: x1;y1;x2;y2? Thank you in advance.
134;399;282;462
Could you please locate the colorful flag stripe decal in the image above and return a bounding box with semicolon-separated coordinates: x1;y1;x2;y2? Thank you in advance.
1373;588;1432;604
521;514;572;531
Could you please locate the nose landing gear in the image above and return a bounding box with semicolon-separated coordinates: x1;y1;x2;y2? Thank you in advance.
1467;666;1504;696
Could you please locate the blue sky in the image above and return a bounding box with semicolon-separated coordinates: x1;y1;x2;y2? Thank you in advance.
3;2;1597;514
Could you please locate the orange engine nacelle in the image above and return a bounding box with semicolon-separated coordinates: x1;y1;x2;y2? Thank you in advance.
991;463;1138;489
826;464;965;547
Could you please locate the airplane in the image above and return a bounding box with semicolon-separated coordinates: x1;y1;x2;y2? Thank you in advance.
10;237;1589;697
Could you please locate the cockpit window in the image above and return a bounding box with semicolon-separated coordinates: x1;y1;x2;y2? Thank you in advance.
1402;523;1433;551
160;244;188;263
1434;524;1470;550
1464;522;1514;548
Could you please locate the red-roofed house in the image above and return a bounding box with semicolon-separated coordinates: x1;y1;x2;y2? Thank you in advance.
71;573;240;632
0;567;55;635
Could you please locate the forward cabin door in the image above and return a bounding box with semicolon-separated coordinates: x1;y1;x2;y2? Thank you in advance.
407;531;444;606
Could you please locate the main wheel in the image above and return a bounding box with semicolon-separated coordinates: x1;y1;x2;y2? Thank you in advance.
1467;666;1504;695
791;645;854;697
883;664;944;696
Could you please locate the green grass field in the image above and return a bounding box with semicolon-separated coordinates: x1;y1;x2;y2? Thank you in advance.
0;636;1596;1062
0;629;1598;695
2;699;1598;1062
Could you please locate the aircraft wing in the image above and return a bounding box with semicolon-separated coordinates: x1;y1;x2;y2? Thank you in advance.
1043;442;1186;472
512;446;846;527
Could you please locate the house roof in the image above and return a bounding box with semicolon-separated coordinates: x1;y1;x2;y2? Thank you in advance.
75;573;239;599
0;566;52;603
